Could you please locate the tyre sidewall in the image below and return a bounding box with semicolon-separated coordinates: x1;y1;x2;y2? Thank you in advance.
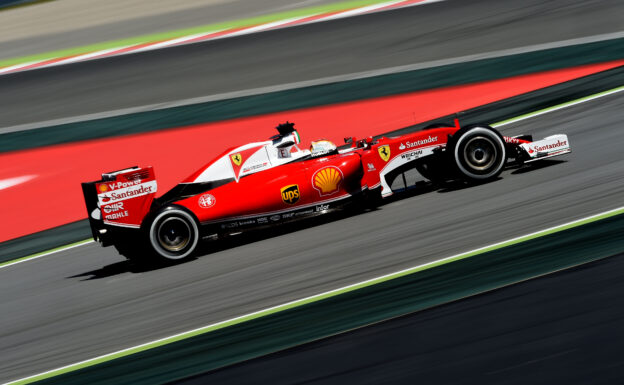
451;125;506;181
148;206;200;262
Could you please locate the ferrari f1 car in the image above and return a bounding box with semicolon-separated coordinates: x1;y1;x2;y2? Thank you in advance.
82;121;570;264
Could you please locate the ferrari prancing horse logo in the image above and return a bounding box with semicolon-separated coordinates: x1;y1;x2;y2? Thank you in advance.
378;145;390;162
230;153;243;166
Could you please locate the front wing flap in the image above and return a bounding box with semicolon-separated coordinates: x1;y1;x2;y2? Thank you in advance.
518;134;571;163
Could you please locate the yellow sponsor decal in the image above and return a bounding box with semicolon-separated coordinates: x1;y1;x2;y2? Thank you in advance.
378;145;390;162
230;153;243;166
312;166;343;196
281;184;300;204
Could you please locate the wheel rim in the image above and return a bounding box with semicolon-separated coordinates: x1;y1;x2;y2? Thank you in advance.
462;136;497;171
157;217;191;252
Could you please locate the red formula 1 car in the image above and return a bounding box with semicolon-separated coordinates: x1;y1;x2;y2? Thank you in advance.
82;121;570;264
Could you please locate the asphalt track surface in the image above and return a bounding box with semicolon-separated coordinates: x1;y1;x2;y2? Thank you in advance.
1;0;624;128
185;253;624;385
2;89;624;383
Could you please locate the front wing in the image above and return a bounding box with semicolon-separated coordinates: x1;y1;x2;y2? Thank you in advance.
517;134;571;163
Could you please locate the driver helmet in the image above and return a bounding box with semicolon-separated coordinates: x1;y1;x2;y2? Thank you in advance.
310;140;338;156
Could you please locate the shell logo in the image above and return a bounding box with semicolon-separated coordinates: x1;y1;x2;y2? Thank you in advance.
98;184;109;193
312;166;343;196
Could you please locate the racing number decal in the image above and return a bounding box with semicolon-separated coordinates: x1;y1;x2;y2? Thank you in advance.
230;153;243;166
378;145;390;162
281;184;300;205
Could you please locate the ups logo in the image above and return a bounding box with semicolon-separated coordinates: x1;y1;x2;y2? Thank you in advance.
281;184;300;205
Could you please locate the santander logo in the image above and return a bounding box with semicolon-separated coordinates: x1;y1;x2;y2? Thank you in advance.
97;180;157;205
531;139;568;153
399;136;437;150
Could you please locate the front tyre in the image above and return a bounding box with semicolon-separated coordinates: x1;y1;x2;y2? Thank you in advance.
448;124;506;182
414;157;447;184
148;207;200;262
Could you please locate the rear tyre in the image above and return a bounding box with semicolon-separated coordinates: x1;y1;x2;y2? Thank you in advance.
114;239;142;259
148;207;200;263
447;124;506;182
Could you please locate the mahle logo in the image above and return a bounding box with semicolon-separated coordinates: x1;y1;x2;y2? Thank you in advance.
281;184;300;205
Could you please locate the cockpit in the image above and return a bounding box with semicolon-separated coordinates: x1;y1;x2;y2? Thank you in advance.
156;122;341;205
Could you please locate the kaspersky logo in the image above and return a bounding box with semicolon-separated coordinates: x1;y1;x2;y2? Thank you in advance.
281;184;300;204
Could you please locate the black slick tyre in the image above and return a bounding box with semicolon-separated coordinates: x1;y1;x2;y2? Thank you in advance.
111;228;147;262
148;206;200;263
447;124;506;183
416;122;453;184
414;157;447;184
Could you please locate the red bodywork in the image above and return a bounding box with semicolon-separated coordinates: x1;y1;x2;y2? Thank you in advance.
82;119;548;248
177;152;364;226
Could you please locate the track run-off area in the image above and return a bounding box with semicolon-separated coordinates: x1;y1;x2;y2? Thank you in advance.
1;0;623;383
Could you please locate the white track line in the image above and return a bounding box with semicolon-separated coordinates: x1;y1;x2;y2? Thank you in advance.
0;175;36;191
0;241;94;270
224;17;311;37
0;60;45;74
49;47;131;67
493;86;624;127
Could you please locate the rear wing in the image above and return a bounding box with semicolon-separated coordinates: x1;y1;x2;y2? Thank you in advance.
82;166;157;245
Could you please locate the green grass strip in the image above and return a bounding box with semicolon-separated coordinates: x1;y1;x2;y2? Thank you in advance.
0;0;394;68
7;205;624;384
